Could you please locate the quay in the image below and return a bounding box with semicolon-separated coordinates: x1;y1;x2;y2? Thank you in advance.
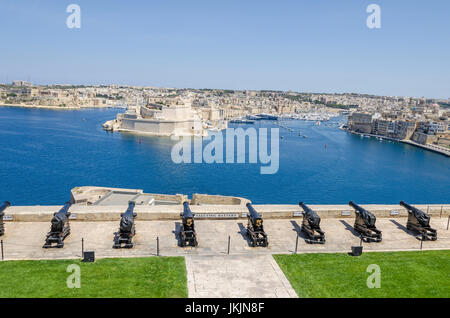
402;139;450;157
341;127;450;157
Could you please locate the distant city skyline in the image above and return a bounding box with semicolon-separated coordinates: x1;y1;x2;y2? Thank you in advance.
1;0;449;99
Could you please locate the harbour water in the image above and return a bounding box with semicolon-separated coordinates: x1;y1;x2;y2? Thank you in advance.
0;106;449;205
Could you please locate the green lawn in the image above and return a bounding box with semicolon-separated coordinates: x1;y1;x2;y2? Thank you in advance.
0;257;187;298
274;250;450;298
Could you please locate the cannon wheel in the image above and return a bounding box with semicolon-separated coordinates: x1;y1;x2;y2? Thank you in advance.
249;235;256;247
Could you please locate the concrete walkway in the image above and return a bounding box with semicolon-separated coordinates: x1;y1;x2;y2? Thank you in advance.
185;254;298;298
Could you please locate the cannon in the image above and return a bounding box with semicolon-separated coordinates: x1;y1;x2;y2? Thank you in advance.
43;201;72;248
349;201;382;242
113;201;137;248
298;202;325;244
0;201;11;236
179;201;198;247
400;201;437;241
245;203;268;247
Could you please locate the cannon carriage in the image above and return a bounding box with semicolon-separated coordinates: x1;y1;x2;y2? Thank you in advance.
400;201;437;241
0;201;11;236
179;201;198;247
348;201;382;242
43;201;72;248
245;203;268;247
113;201;137;248
298;202;325;244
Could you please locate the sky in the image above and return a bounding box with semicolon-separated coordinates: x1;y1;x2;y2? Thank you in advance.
0;0;449;98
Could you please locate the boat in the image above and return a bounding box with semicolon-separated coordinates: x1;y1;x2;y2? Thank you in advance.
230;118;255;124
246;115;262;120
257;113;278;120
245;113;279;121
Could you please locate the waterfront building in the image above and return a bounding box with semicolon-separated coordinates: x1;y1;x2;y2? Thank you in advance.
372;119;395;136
417;121;446;134
393;120;416;140
347;112;373;133
411;131;437;145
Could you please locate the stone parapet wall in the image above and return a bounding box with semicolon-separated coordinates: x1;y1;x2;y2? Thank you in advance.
191;193;250;206
3;204;449;222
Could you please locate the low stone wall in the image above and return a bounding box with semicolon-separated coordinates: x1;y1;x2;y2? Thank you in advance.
146;193;186;204
254;204;450;219
2;204;449;222
71;186;144;205
191;193;250;206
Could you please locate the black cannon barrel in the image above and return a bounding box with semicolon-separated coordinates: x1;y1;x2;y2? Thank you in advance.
349;201;377;227
299;201;321;228
349;201;370;215
183;201;194;219
57;201;72;215
119;200;136;233
50;201;72;233
124;200;135;215
0;201;11;214
246;203;262;220
399;201;422;214
299;202;313;214
400;201;430;225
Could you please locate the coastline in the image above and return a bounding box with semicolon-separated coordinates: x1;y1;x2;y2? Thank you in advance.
0;103;125;110
340;127;450;157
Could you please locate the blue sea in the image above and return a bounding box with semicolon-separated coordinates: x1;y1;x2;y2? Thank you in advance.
0;106;448;205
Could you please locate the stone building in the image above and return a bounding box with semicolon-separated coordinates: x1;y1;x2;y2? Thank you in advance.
347;112;373;133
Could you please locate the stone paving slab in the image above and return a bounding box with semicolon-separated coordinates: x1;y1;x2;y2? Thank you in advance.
185;255;298;298
0;218;449;260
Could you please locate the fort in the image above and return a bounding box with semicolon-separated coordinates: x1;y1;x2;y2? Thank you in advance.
103;96;227;137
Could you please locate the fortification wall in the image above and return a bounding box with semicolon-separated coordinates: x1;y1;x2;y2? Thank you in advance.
3;203;449;222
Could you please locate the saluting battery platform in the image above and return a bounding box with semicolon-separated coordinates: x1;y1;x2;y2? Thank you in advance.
400;201;437;241
179;201;198;247
0;201;11;236
43;201;72;248
2;187;446;256
245;203;268;247
113;201;137;248
298;202;325;244
349;201;382;242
